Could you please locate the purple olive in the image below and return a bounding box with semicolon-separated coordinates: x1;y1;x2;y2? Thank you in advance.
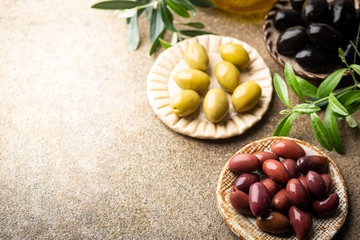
229;189;252;216
306;171;327;198
249;183;270;217
282;159;298;179
272;189;292;214
298;175;312;200
312;193;339;217
296;155;328;174
229;153;260;173
286;178;309;209
253;152;279;166
233;173;260;193
261;178;280;198
289;206;312;240
256;211;293;235
271;140;305;160
262;160;289;184
321;174;333;195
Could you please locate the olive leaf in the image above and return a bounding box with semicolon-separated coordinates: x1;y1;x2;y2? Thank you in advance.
293;103;321;114
310;113;333;151
127;12;140;51
279;109;292;115
179;21;205;29
273;73;291;108
328;93;349;116
337;90;360;107
174;0;196;16
92;0;146;9
149;29;166;55
346;115;358;128
116;8;138;18
165;0;190;18
189;0;214;7
284;63;305;101
350;64;360;76
160;1;177;32
317;68;347;98
273;113;298;136
170;32;179;45
179;29;214;36
150;7;165;43
295;76;318;98
159;38;172;49
324;105;344;154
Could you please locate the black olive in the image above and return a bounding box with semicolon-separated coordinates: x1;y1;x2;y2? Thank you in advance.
277;26;308;56
307;23;345;50
295;46;333;73
274;10;305;31
330;0;357;38
302;0;329;24
291;0;306;12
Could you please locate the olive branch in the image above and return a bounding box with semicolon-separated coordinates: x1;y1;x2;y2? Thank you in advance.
92;0;215;55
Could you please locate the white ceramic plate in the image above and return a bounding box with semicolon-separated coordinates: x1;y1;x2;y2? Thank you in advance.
147;35;273;139
216;137;348;240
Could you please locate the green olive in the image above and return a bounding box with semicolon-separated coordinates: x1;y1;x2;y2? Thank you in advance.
173;69;210;94
184;43;209;71
215;61;240;93
219;43;250;70
203;88;229;123
170;90;200;117
232;81;262;113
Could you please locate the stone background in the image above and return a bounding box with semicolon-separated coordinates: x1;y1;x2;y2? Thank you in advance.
0;0;359;239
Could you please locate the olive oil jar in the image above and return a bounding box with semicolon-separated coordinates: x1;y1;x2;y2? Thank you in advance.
211;0;278;13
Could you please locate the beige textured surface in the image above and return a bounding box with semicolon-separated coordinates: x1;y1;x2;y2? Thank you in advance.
0;0;359;239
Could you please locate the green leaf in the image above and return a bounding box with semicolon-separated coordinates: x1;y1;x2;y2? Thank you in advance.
159;38;172;49
164;0;190;18
149;29;166;55
324;106;344;154
295;76;318;98
328;93;349;116
145;6;153;19
293;103;321;114
346;115;358;128
150;7;165;43
279;109;291;115
189;0;214;7
127;13;140;51
170;32;179;45
345;101;360;115
350;64;360;76
338;48;346;64
179;29;214;36
284;63;305;101
337;90;360;107
160;1;177;32
179;21;205;29
310;113;333;151
273;113;298;136
174;0;196;16
116;8;138;18
92;1;145;10
273;73;291;108
317;68;347;98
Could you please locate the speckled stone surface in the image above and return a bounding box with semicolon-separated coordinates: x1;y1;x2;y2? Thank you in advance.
0;0;359;239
